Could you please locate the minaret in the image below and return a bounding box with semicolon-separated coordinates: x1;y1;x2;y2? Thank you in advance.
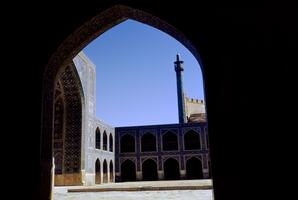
174;54;187;123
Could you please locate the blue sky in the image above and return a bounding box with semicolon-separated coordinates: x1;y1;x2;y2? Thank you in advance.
83;19;204;127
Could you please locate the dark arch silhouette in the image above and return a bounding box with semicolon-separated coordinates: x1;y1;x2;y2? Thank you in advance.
162;131;178;151
109;134;113;152
103;160;108;183
95;128;101;149
109;160;114;182
142;159;158;181
184;130;201;150
41;4;206;199
164;158;180;180
103;131;107;151
95;159;101;184
121;134;135;152
141;133;156;152
186;157;203;179
121;159;136;182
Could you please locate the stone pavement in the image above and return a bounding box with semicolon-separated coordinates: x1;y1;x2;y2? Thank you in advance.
54;179;214;200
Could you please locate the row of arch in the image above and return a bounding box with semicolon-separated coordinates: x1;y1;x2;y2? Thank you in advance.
95;128;113;152
121;130;202;152
95;159;114;184
121;157;203;181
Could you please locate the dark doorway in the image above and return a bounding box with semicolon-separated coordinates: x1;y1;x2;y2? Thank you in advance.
162;131;178;151
103;131;107;151
164;158;180;180
184;130;201;150
142;159;158;181
95;159;101;184
121;159;136;182
186;157;203;179
95;128;100;149
103;160;108;183
141;133;156;152
120;134;135;152
110;160;114;182
109;134;113;152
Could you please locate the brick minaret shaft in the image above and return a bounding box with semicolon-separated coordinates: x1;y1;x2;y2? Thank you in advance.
174;54;187;123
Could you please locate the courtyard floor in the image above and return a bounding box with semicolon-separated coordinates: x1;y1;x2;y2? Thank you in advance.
54;179;214;200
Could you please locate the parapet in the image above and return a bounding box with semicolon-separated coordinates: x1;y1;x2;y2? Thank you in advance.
185;97;204;104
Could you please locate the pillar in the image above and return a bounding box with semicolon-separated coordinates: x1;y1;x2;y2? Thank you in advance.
158;170;164;180
203;169;209;179
180;170;186;179
136;171;143;181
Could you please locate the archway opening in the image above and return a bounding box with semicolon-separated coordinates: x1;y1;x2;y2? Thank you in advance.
95;128;101;149
95;159;101;184
42;4;212;200
142;159;158;181
184;130;201;150
103;160;108;183
162;131;178;151
120;134;135;152
109;160;114;182
109;134;113;152
186;157;203;179
141;133;156;152
164;158;180;180
121;159;136;182
103;131;107;151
